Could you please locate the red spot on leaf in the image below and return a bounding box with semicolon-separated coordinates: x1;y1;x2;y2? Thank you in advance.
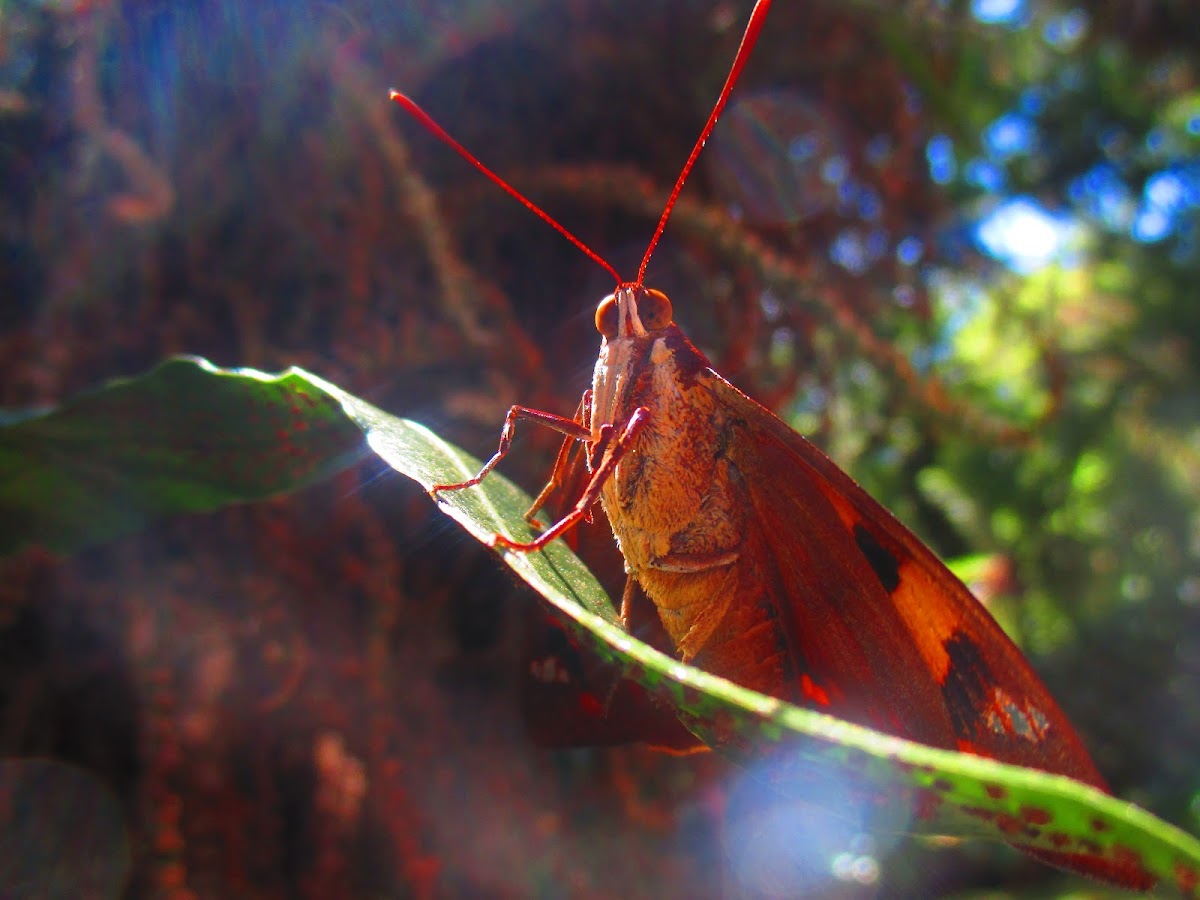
995;813;1022;835
984;783;1007;800
1018;847;1156;892
1090;816;1110;832
1020;805;1052;826
1175;861;1199;894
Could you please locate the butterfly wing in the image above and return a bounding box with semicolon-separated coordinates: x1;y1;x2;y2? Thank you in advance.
711;370;1106;787
520;609;705;753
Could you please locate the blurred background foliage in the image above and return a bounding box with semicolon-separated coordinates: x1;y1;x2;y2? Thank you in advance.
0;0;1197;896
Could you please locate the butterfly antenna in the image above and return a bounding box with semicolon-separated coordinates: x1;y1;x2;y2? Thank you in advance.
636;0;772;285
389;90;622;285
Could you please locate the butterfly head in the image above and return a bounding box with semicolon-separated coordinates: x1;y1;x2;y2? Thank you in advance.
595;286;674;342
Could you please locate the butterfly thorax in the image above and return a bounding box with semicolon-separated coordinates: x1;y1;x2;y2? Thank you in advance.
590;287;791;697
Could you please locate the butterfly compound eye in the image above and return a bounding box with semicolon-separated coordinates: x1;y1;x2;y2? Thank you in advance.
595;294;619;339
639;289;673;331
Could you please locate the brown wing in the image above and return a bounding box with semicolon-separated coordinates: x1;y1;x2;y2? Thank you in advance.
520;609;705;754
709;371;1105;788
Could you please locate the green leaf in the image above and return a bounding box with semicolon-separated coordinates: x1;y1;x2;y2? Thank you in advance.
0;357;365;557
308;370;1200;897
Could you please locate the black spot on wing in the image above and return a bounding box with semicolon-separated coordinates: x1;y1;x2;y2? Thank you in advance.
853;524;901;592
941;630;996;742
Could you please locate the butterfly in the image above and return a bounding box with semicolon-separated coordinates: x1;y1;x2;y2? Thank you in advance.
391;0;1151;889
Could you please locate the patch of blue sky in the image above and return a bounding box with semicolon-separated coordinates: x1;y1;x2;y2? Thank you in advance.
1043;8;1089;49
830;229;868;274
925;270;988;358
1145;128;1167;154
964;158;1006;192
910;341;956;372
857;187;882;221
1131;167;1200;243
971;0;1029;27
1169;220;1198;263
1068;163;1135;231
1132;208;1171;243
896;237;924;267
926;135;955;184
984;114;1038;159
1145;169;1200;215
975;196;1081;272
821;155;849;184
788;135;819;163
1018;86;1048;116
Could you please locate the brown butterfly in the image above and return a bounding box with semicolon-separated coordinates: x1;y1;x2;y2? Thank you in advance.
391;0;1147;889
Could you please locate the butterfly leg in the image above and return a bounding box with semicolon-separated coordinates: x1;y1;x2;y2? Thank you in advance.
492;408;649;553
430;403;591;495
523;392;593;527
